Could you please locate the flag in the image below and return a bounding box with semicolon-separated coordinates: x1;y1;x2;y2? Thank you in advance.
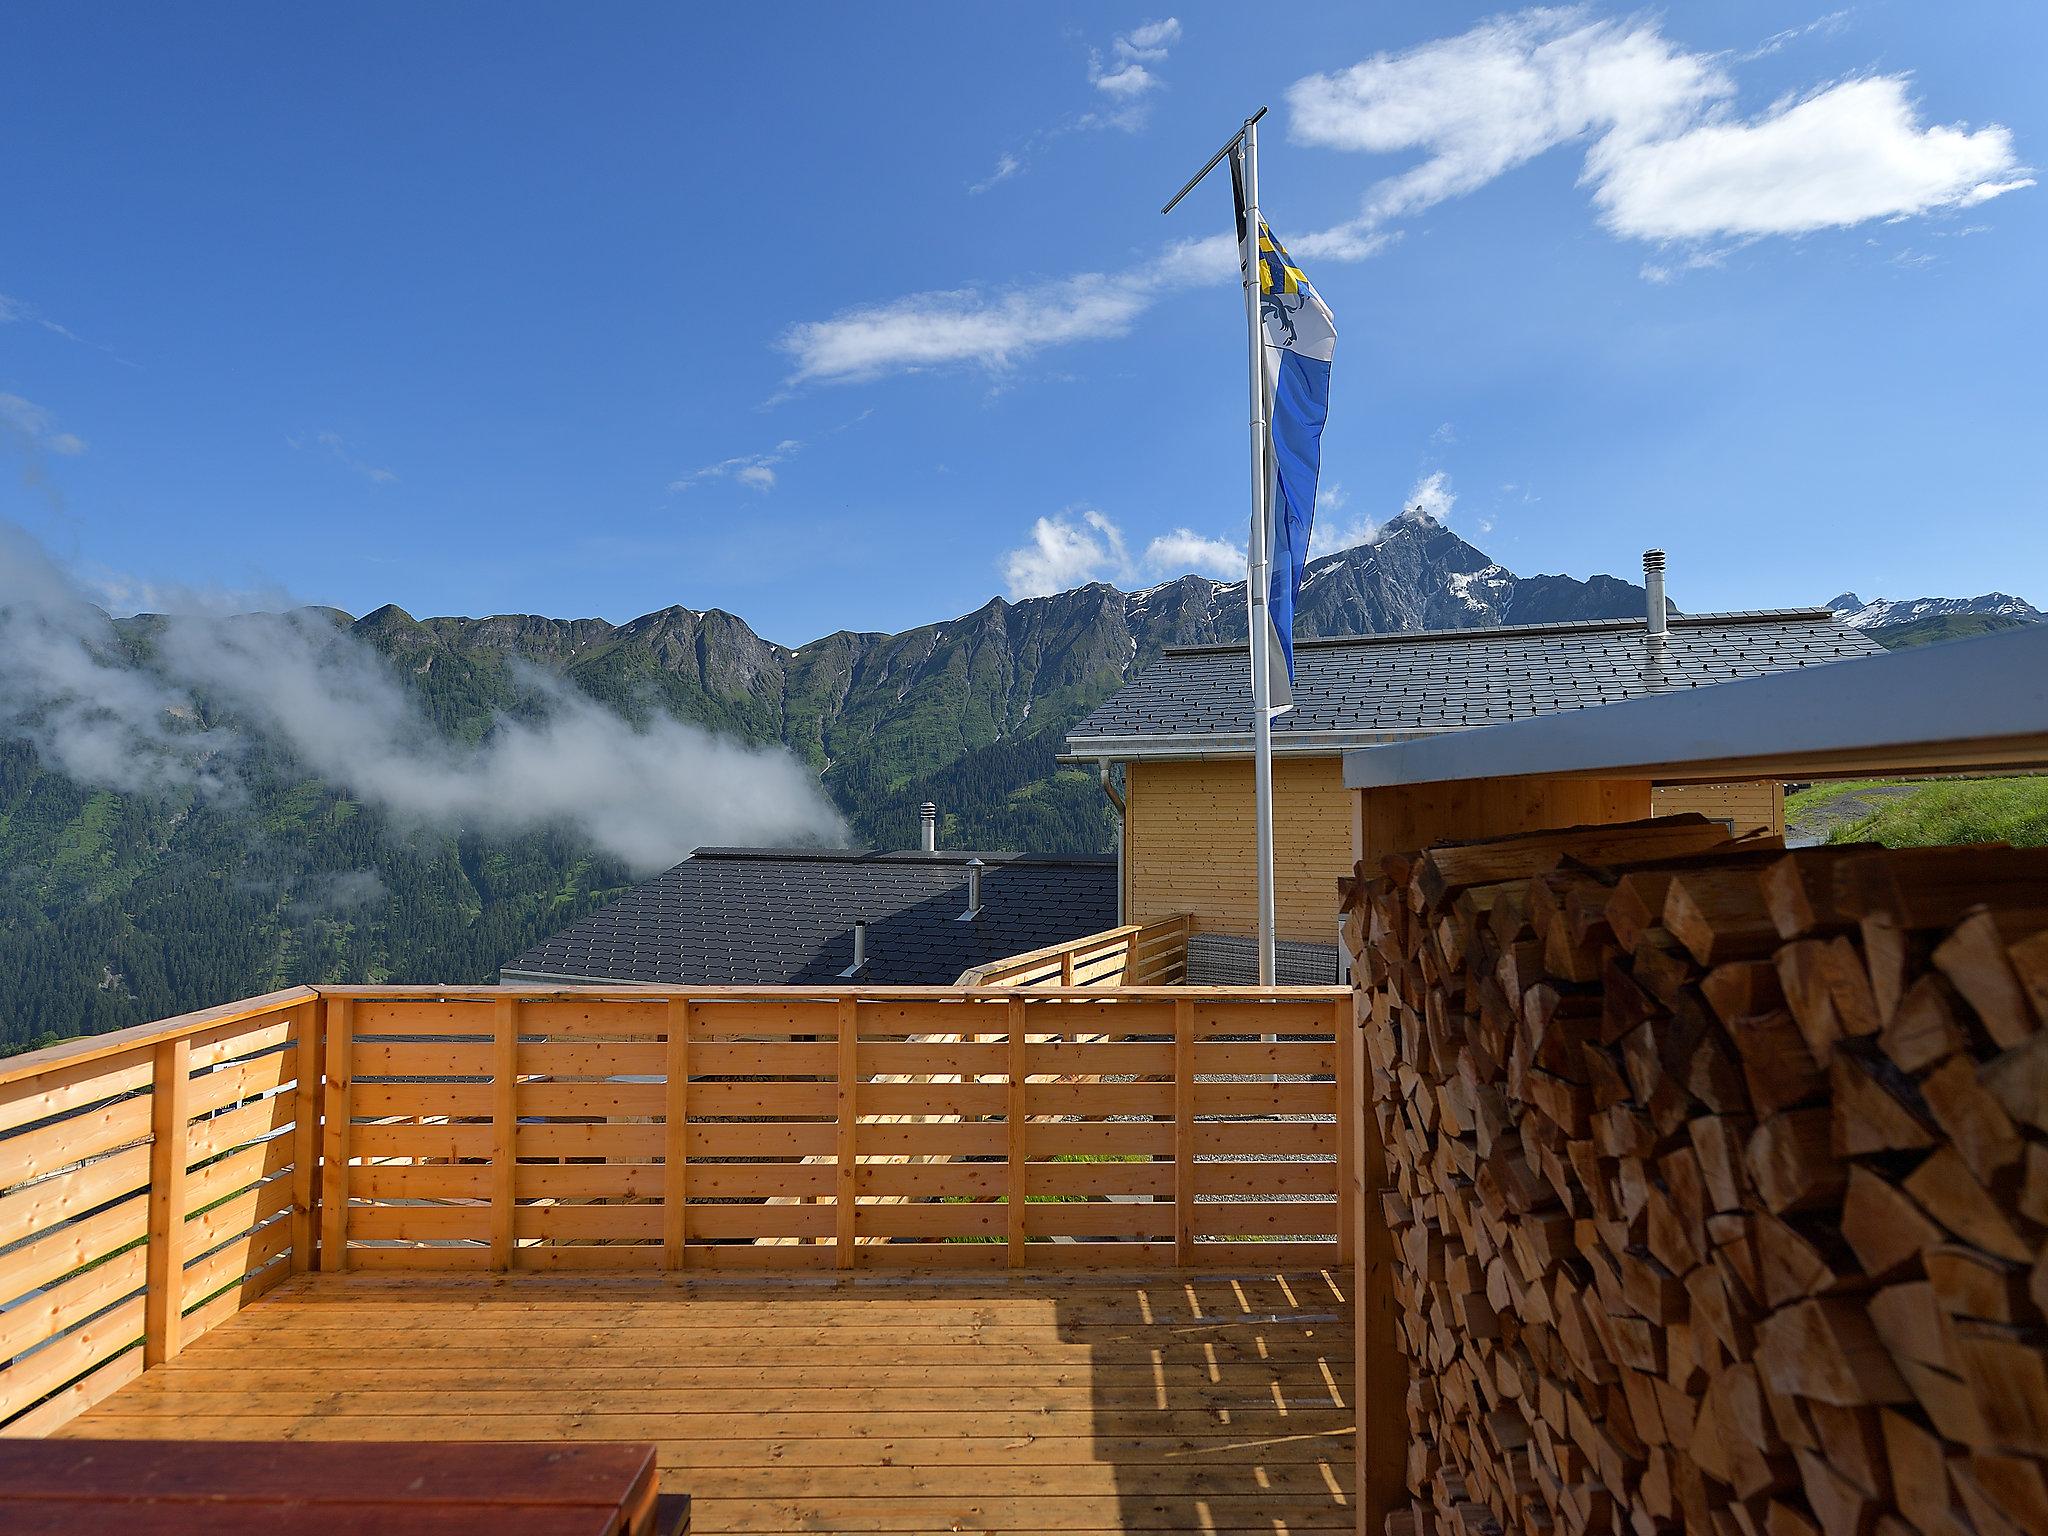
1235;188;1336;712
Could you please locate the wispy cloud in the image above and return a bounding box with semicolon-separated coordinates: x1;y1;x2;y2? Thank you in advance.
1288;8;2030;258
0;393;87;457
1088;17;1182;101
783;224;1385;387
1740;9;1852;63
669;438;802;493
969;154;1023;196
290;429;396;486
0;292;137;367
970;17;1184;192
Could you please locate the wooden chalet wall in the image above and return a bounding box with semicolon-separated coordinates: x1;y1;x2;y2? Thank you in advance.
1654;782;1786;838
1128;756;1661;946
1126;756;1354;942
1342;815;2048;1536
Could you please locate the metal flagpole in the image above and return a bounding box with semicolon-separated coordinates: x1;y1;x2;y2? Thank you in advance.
1161;105;1278;987
1238;118;1279;988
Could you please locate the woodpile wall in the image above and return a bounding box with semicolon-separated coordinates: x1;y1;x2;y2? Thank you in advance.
1343;813;2048;1536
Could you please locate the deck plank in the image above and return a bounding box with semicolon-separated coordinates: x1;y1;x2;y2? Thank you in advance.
60;1269;1354;1535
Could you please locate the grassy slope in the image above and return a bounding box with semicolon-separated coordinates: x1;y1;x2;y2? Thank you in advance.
1788;776;2048;847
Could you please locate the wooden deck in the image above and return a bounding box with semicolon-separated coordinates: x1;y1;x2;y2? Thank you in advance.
62;1269;1355;1535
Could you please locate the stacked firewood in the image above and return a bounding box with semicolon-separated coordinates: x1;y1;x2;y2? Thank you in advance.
1345;813;2048;1536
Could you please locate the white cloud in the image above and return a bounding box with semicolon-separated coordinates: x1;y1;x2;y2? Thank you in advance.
1142;528;1240;579
1407;470;1457;523
1002;510;1134;598
670;438;802;493
784;219;1381;386
1089;17;1182;99
969;153;1023;195
1287;9;2029;252
1593;76;2032;240
1120;18;1182;58
783;280;1155;384
1000;510;1245;597
0;393;87;456
291;429;395;485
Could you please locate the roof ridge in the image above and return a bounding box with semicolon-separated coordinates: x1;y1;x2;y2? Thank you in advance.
687;846;1115;866
1156;608;1839;656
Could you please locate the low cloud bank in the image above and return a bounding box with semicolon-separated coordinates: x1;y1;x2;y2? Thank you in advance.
0;524;847;874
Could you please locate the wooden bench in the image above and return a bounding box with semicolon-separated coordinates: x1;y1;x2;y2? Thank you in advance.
0;1439;688;1533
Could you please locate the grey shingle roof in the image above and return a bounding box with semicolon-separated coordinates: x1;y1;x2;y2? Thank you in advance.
1065;610;1886;755
501;847;1117;988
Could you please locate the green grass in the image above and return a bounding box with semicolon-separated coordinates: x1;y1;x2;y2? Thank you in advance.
1782;778;1902;821
1806;776;2048;848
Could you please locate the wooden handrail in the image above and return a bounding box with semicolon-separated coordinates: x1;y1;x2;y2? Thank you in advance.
952;913;1195;988
0;986;319;1088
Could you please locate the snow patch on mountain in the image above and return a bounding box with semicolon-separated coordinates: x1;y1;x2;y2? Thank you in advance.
1827;591;2043;629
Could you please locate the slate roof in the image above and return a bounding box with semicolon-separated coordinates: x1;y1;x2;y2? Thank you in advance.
501;847;1118;988
1065;610;1886;757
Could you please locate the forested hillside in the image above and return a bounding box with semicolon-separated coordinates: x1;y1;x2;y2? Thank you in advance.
2;511;1660;1049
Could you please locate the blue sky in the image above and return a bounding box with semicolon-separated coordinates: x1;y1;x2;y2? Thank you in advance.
2;2;2040;645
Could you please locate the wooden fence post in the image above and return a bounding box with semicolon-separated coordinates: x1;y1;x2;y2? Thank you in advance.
318;997;353;1271
144;1036;191;1366
490;997;519;1270
1336;995;1357;1269
835;997;858;1267
289;998;325;1273
1173;998;1195;1267
663;998;691;1271
1006;996;1027;1266
1060;951;1076;987
1357;1001;1405;1536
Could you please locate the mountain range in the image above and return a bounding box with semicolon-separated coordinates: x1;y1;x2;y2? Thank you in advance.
1825;589;2042;650
0;510;2027;1049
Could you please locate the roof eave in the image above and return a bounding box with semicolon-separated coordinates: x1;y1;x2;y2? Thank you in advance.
1341;623;2048;790
1061;727;1436;763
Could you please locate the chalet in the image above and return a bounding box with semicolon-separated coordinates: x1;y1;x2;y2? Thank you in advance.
1064;553;1883;949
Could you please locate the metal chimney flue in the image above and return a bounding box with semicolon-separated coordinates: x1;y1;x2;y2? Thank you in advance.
840;918;869;978
1643;549;1668;639
958;857;984;921
919;802;937;853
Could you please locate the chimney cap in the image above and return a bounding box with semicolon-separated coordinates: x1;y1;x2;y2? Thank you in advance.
1643;548;1667;571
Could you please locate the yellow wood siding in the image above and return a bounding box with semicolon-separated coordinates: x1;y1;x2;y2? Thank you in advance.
1125;757;1354;943
1652;781;1784;837
1124;753;1779;945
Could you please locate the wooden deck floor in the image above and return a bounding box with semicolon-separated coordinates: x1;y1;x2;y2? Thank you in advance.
63;1269;1355;1534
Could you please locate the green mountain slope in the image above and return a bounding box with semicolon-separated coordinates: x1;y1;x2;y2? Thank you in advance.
1865;612;2033;649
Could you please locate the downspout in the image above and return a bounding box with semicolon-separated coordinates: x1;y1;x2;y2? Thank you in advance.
1096;759;1126;926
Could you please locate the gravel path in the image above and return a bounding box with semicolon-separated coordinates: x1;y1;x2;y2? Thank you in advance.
1786;782;1926;847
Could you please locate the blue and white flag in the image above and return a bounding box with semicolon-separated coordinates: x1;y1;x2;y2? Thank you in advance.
1250;219;1335;713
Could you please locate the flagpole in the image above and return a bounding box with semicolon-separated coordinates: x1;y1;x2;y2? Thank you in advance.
1237;116;1279;988
1160;104;1279;989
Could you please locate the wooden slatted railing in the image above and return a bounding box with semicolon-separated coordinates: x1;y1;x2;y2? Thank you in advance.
321;984;1351;1272
953;914;1192;988
0;978;1352;1427
0;988;321;1435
